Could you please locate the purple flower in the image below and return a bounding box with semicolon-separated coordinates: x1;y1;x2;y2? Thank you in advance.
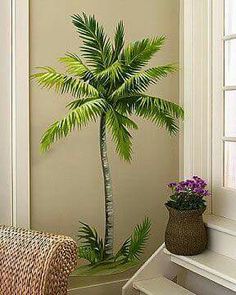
193;175;202;181
193;187;204;195
202;189;210;196
168;182;177;188
167;176;209;210
168;176;210;197
193;176;207;188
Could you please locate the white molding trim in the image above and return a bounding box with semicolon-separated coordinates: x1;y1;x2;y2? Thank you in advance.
180;0;213;212
11;0;30;228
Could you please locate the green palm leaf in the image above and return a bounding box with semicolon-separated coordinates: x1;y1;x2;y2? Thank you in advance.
78;222;105;263
96;21;125;84
59;52;93;81
127;217;151;261
78;246;98;264
120;36;166;75
95;60;123;84
41;98;108;151
106;109;138;161
113;21;125;61
31;67;99;97
139;94;184;119
117;95;183;134
111;64;177;98
72;13;113;71
134;96;180;134
114;238;130;262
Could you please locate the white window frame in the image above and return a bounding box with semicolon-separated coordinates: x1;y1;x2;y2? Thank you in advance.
181;0;236;220
180;0;213;213
0;0;30;228
212;0;236;220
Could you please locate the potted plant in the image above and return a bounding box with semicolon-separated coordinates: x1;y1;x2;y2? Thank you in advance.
31;13;184;275
165;176;210;256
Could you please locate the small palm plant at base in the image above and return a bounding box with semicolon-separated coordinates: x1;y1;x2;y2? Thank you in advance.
31;13;184;276
73;218;151;276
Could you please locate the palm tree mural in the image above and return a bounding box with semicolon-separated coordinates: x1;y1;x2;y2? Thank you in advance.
32;13;184;275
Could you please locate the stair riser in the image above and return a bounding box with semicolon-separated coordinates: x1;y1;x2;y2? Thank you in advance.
208;228;236;259
170;254;236;292
179;270;236;295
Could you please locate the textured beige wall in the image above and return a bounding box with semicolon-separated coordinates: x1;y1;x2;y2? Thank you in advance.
30;0;179;274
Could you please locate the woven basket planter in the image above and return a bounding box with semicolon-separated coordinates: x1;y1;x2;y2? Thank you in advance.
165;205;207;256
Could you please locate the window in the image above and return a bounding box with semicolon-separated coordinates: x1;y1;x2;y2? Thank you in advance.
212;0;236;220
181;0;236;220
223;0;236;190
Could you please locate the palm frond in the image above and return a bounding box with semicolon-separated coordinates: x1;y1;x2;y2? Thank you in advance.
116;95;183;134
115;95;140;115
106;110;137;161
59;52;94;81
115;218;151;262
72;13;113;71
78;222;105;263
114;238;130;262
120;36;166;75
139;94;184;119
31;67;99;97
95;60;123;85
117;94;183;118
66;96;101;110
41;98;108;151
127;217;151;261
78;246;98;264
134;96;180;134
113;21;125;61
111;64;177;99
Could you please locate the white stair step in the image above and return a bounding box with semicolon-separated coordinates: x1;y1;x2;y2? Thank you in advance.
204;214;236;259
204;214;236;236
164;248;236;292
133;277;195;295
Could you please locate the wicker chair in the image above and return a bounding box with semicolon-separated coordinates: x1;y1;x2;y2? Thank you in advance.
0;225;77;295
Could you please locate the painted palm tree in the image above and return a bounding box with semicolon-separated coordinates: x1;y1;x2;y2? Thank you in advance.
32;14;183;267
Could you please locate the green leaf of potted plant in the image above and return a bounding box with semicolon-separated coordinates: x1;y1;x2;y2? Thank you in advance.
165;176;210;256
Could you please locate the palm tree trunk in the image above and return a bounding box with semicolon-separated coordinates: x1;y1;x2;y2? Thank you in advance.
100;114;114;258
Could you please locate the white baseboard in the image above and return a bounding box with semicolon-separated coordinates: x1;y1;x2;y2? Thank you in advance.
68;279;128;295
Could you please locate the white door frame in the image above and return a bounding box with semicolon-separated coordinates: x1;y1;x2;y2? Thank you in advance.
0;0;30;228
12;0;30;228
0;0;12;226
180;0;213;212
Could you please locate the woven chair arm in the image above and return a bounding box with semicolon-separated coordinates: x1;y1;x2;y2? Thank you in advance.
0;226;77;295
